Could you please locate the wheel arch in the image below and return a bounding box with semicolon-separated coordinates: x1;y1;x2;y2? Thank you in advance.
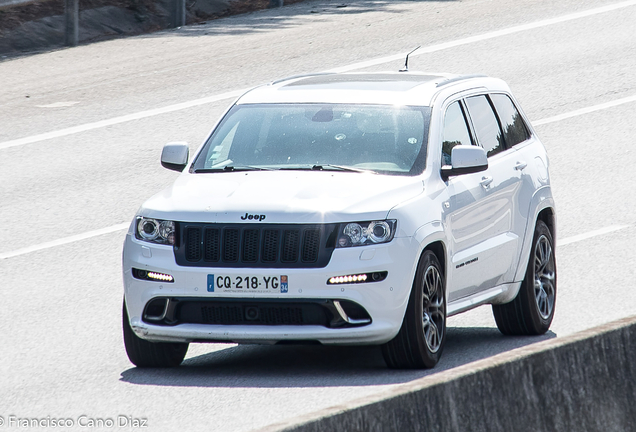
513;186;556;282
537;206;556;243
412;221;448;280
423;240;447;280
405;222;449;317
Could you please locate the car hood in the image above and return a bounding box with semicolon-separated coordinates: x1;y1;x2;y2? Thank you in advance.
139;171;424;224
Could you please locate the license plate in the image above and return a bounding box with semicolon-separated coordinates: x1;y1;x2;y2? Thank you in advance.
207;274;288;293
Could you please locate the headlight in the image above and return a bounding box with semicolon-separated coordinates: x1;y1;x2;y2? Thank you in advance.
135;217;175;245
337;220;396;248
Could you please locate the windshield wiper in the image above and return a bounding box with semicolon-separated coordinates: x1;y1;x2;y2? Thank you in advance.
195;165;273;173
310;164;376;174
278;164;375;173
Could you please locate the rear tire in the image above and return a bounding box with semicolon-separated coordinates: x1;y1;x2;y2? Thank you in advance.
493;220;556;335
122;299;188;367
382;250;446;369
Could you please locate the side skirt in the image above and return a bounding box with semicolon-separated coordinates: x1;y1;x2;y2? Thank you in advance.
447;282;521;317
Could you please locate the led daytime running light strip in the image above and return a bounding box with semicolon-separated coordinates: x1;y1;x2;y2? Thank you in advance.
327;271;388;285
329;274;368;284
147;271;174;282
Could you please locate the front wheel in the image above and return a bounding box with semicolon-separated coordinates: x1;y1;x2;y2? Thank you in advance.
492;219;556;335
122;299;189;367
382;250;446;369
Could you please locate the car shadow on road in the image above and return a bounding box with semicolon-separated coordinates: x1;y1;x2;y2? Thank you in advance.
119;326;556;388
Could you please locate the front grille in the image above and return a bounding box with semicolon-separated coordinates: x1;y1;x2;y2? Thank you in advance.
175;223;337;268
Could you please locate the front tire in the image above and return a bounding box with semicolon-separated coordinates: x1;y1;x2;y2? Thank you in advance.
122;299;189;367
382;250;446;369
492;220;556;335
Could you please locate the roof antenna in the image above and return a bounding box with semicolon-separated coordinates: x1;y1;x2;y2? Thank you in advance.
399;46;421;72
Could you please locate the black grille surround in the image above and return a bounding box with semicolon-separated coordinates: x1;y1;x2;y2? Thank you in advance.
174;223;338;268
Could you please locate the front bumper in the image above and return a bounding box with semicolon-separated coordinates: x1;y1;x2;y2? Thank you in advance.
122;231;419;345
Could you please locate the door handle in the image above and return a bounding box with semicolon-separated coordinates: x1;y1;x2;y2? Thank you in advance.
480;176;493;187
514;161;527;171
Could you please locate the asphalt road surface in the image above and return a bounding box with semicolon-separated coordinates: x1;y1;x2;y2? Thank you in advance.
1;0;635;430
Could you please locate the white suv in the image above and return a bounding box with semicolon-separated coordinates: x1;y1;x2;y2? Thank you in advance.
122;72;556;369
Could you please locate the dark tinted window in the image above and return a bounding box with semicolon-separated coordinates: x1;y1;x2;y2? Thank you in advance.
441;102;472;166
491;94;530;147
465;95;504;157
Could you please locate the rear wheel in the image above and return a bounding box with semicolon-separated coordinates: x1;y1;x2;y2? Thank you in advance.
122;299;189;367
492;220;556;335
382;250;446;369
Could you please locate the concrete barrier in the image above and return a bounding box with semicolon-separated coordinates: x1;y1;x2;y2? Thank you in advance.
260;316;636;432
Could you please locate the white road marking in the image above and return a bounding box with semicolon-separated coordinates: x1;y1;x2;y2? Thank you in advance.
0;223;129;260
35;101;81;108
1;0;636;151
533;95;636;126
558;225;630;247
0;89;247;150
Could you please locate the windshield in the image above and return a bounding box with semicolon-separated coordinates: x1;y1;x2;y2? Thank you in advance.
192;104;431;175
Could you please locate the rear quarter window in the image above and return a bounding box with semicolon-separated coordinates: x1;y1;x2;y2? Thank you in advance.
465;95;504;158
490;94;531;147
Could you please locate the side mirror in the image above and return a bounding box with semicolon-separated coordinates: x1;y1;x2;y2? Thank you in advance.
441;145;488;180
161;142;189;172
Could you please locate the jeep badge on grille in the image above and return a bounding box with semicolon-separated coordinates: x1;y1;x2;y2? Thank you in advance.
241;213;266;221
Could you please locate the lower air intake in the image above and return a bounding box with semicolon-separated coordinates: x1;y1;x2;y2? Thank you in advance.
141;298;372;328
178;301;328;326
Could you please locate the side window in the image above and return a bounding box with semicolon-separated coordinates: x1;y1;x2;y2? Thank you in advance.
490;94;531;147
441;101;472;166
465;95;504;158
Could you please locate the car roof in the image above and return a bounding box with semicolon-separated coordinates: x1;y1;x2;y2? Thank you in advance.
236;72;500;106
